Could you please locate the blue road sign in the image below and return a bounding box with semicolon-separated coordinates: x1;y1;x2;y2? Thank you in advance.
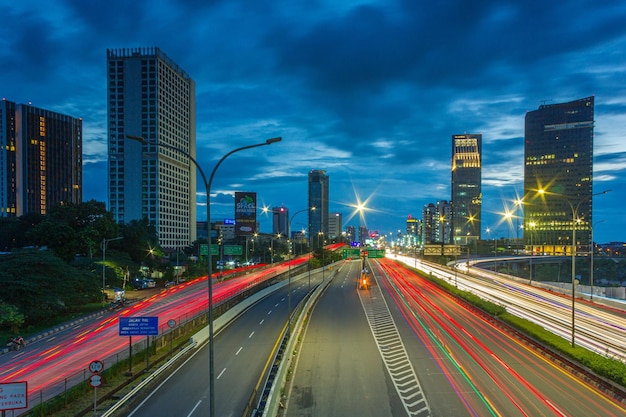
119;316;159;336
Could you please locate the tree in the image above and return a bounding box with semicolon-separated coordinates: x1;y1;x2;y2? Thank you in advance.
120;218;161;263
0;301;25;333
0;250;101;328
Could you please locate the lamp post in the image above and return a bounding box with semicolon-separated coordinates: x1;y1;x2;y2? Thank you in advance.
101;237;123;305
286;208;313;335
590;219;606;301
126;134;281;416
528;221;536;284
538;188;610;348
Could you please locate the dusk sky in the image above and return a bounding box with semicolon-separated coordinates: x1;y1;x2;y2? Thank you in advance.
2;0;625;243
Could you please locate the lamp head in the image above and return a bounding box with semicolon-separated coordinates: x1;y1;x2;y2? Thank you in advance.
125;134;147;144
266;137;282;144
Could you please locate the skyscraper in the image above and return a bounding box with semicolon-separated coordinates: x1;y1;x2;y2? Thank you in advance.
308;169;328;245
107;47;196;250
524;96;594;255
451;133;482;243
1;99;82;217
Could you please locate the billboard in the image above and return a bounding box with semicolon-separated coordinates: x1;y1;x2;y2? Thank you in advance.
235;192;257;236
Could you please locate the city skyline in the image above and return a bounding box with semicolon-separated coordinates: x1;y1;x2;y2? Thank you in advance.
1;1;625;243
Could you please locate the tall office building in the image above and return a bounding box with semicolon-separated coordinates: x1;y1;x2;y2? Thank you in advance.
524;96;594;255
328;212;343;240
308;169;329;244
1;99;82;217
107;47;196;250
451;133;482;243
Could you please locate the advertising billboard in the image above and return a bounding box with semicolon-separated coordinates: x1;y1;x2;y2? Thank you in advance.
235;192;257;236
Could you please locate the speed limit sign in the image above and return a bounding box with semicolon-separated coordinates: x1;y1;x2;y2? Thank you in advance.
89;360;104;374
89;374;102;388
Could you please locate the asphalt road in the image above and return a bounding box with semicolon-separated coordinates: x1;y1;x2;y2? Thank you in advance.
284;260;410;417
282;258;626;417
127;269;325;417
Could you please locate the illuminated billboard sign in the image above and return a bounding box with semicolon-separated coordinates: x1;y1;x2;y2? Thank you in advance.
235;192;257;236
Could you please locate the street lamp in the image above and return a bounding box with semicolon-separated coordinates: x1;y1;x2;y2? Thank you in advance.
126;134;281;416
590;219;606;301
286;208;313;335
537;188;611;347
101;237;123;305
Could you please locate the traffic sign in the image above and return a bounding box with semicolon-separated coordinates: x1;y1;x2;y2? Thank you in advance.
119;316;159;336
89;374;102;388
342;248;361;259
89;360;104;374
367;249;386;258
224;245;242;255
0;382;27;411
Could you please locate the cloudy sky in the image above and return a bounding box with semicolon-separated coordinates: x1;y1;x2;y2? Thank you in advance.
2;0;625;243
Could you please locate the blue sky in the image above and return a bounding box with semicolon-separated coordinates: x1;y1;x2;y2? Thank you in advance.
1;0;625;243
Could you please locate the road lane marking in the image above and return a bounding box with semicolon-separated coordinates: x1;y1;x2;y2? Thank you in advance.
186;400;202;417
217;368;226;379
236;347;243;355
259;319;265;325
249;331;255;338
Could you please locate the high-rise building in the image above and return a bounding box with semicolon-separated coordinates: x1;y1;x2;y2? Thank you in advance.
107;47;196;250
451;133;482;244
272;206;289;236
524;96;594;255
328;212;343;240
308;169;328;244
421;201;452;245
1;99;82;217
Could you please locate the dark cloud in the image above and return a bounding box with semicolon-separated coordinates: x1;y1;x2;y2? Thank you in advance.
1;0;625;242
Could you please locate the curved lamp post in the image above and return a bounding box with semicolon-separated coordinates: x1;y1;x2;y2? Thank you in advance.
538;188;610;347
127;134;281;416
286;208;313;335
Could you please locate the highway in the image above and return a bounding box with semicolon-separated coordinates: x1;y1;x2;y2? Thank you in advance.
394;254;626;361
0;259;309;412
283;258;626;416
126;269;325;417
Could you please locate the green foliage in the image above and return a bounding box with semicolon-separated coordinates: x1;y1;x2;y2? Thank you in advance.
0;301;25;333
0;250;101;329
120;218;161;263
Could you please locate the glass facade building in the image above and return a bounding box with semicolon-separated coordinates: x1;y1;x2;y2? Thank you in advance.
308;169;328;245
451;133;482;243
523;96;594;255
1;99;82;217
107;47;196;250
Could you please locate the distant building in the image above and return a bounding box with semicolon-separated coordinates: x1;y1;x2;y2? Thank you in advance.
328;212;343;240
0;99;82;217
451;133;482;243
358;225;369;245
345;225;356;244
272;206;289;236
524;96;595;255
308;170;329;245
421;201;452;244
406;215;421;246
107;47;196;250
